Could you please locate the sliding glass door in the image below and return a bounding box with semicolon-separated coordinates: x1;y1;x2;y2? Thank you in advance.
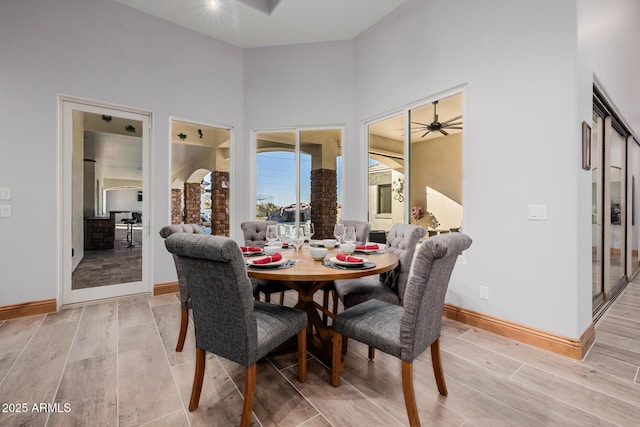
592;87;638;317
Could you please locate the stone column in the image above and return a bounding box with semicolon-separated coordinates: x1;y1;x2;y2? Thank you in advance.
310;169;337;239
171;189;183;224
183;182;201;225
210;171;229;236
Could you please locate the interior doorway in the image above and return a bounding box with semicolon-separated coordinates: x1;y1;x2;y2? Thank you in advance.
60;96;151;305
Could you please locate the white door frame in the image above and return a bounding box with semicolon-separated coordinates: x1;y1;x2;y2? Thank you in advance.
58;95;152;306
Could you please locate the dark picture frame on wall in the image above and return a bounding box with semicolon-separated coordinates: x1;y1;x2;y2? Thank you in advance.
582;121;591;170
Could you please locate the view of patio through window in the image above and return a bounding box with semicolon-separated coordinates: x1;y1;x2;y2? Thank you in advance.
255;128;343;239
367;92;464;235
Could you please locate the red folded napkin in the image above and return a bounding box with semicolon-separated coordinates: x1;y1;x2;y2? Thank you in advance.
336;253;363;263
281;242;289;248
356;244;379;250
241;246;262;252
252;253;283;264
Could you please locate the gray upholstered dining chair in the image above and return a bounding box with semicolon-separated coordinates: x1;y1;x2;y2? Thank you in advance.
159;223;204;352
240;220;277;247
322;220;373;323
331;232;472;427
241;220;289;304
333;223;426;356
164;233;308;427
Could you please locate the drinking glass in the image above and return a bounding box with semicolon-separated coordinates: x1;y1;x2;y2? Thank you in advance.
291;227;306;261
265;225;279;246
280;224;293;245
343;226;356;245
304;223;315;243
333;223;345;244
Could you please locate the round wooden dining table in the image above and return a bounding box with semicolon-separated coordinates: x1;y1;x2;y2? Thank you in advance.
246;246;399;366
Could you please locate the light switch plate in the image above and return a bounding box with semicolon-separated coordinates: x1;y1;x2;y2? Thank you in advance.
0;188;10;200
528;204;547;220
0;205;11;218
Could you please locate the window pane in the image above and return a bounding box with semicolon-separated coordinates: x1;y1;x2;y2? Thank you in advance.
378;184;391;213
300;129;342;238
368;114;405;232
256;131;297;221
409;93;463;233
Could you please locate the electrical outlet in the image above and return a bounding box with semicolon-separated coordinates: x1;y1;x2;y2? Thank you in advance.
480;286;489;300
0;188;10;200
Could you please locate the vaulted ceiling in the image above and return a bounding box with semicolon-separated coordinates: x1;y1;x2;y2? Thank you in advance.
113;0;406;48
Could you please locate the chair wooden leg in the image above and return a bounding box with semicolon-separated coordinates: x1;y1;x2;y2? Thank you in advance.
322;290;329;326
279;291;285;305
297;329;307;383
341;336;349;354
240;365;256;427
175;308;189;352
264;293;271;303
331;332;343;386
188;347;206;411
430;338;448;395
368;346;375;360
401;361;421;427
332;290;339;315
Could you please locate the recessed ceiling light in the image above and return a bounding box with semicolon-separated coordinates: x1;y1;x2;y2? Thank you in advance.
208;0;218;9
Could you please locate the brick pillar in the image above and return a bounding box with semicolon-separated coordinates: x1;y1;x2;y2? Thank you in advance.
171;189;183;224
210;171;230;236
184;182;201;225
310;168;337;239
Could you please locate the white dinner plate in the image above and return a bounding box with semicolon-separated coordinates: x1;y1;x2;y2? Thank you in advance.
330;256;369;267
247;257;288;268
242;249;263;256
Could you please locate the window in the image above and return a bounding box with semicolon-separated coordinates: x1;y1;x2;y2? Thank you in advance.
378;184;391;214
367;91;464;233
255;127;343;239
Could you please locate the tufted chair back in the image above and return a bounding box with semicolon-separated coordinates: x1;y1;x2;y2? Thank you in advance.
341;220;372;245
384;223;426;304
159;224;204;309
241;221;278;248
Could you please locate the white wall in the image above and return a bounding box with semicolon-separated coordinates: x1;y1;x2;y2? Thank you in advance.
105;189;142;219
354;0;583;338
243;41;358;219
0;0;244;304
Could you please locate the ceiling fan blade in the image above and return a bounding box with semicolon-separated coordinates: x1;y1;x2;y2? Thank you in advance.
439;129;449;136
443;126;463;130
410;129;428;134
421;130;431;138
442;115;463;124
443;122;463;127
410;121;430;126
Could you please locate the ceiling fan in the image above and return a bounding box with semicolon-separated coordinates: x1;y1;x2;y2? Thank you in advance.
410;100;463;138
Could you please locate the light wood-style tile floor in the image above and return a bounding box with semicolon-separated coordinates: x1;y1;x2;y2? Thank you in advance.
1;281;639;426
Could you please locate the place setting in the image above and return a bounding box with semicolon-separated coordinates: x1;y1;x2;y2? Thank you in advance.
353;243;385;254
240;246;264;257
246;252;295;270
322;253;376;270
